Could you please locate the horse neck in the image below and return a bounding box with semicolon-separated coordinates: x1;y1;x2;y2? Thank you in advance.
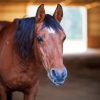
0;21;11;32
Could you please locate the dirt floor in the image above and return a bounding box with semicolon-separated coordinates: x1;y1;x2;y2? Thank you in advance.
13;51;100;100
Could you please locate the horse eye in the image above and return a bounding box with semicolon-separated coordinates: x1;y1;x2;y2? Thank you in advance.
37;36;43;43
63;36;66;41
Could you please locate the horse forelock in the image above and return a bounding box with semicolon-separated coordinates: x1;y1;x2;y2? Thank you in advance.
43;14;63;32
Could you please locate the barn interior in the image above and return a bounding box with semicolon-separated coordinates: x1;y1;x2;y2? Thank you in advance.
0;0;100;100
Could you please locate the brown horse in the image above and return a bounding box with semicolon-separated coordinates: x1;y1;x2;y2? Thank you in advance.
0;4;67;100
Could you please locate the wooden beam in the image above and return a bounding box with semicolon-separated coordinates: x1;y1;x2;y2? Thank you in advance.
61;0;100;6
85;1;100;9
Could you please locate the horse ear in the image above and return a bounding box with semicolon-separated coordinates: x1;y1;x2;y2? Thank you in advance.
53;4;63;23
35;4;45;23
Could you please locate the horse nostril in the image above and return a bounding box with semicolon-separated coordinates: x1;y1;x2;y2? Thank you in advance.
50;68;67;80
62;70;67;78
51;69;57;77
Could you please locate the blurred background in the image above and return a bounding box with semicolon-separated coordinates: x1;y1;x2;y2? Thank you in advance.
0;0;100;100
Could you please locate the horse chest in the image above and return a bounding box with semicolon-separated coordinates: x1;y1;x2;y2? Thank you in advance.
3;66;39;90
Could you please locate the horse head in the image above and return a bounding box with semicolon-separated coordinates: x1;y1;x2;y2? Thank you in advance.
34;4;68;86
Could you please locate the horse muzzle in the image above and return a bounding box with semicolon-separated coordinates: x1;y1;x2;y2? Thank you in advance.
48;67;67;86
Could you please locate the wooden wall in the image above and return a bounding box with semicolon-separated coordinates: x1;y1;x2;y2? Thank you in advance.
0;3;27;21
88;6;100;48
0;2;100;49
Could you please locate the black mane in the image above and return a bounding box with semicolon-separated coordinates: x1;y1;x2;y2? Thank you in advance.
43;14;63;32
14;14;63;60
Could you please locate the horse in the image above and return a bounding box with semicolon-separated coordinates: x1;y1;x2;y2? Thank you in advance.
0;4;67;100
